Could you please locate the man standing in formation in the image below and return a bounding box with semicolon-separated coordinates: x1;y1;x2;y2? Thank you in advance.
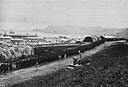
78;50;82;59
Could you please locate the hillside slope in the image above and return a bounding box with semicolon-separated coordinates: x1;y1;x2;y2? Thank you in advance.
11;42;128;87
116;28;128;38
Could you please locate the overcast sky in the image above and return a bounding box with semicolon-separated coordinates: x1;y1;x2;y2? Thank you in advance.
0;0;128;28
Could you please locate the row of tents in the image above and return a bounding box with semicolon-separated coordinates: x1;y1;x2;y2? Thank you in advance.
0;45;34;63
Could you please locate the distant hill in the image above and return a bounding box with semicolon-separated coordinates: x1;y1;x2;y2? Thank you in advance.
116;28;128;38
32;29;44;32
33;25;123;35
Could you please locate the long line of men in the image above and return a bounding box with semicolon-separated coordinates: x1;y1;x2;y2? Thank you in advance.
0;62;12;74
0;55;37;74
0;53;68;74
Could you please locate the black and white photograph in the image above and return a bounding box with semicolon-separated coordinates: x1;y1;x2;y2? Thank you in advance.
0;0;128;87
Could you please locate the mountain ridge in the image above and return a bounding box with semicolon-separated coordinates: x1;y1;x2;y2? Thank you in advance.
32;25;124;35
116;28;128;38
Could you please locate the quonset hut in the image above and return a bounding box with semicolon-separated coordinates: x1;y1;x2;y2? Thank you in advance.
83;36;101;42
0;45;34;63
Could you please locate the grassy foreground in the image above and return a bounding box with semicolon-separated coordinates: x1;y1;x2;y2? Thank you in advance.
11;42;128;87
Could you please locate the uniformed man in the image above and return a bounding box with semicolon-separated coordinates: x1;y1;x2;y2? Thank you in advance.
35;61;39;71
64;54;67;59
9;62;12;73
58;55;61;60
78;50;82;59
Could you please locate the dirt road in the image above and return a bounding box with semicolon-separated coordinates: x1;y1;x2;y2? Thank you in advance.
0;42;113;87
